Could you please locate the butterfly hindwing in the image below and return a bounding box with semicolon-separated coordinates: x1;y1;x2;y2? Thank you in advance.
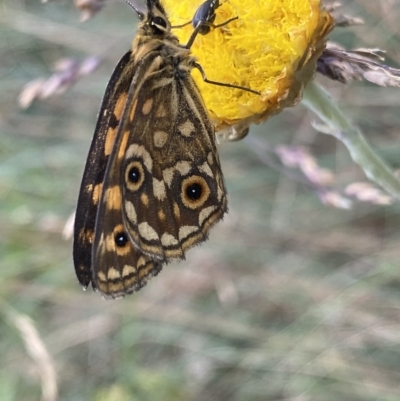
120;70;227;260
94;49;226;266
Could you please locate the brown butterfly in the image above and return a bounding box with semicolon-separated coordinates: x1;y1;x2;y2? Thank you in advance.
73;0;258;298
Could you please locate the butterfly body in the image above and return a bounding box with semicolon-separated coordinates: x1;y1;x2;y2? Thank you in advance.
73;0;227;298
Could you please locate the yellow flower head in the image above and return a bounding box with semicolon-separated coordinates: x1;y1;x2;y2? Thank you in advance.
163;0;334;132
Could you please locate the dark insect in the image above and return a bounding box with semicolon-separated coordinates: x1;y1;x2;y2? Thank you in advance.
173;0;239;48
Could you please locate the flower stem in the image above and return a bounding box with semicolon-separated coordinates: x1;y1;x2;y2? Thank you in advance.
302;80;400;199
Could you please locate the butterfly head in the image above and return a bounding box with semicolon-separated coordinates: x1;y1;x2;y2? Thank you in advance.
136;0;171;36
125;0;171;36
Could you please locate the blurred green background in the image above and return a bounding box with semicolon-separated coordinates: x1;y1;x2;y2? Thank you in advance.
1;0;400;400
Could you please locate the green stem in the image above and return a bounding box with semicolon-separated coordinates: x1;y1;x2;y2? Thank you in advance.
302;80;400;199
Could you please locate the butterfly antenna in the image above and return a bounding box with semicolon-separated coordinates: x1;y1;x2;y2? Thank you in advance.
124;0;135;10
125;0;144;19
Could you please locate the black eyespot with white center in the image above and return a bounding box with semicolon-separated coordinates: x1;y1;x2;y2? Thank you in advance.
186;182;202;201
115;232;128;247
181;175;211;209
125;160;145;192
128;166;140;183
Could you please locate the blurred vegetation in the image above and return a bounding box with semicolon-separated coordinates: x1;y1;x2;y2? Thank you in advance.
1;0;400;400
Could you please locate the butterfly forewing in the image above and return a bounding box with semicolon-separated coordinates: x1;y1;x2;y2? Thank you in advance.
73;51;133;288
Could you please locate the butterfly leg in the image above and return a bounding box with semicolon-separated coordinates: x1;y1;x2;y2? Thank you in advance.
193;62;261;95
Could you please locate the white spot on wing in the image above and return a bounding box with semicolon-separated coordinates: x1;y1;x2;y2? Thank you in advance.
125;201;137;224
154;130;168;148
138;222;159;241
108;267;121;280
198;205;217;226
122;264;136;276
161;233;179;247
137;256;147;268
175;161;191;176
163;168;174;187
199;162;213;178
179;225;198;241
153;178;166;200
178;119;195;137
126;144;153;172
98;271;107;281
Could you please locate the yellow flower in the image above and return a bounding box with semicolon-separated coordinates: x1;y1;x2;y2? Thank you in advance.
163;0;334;132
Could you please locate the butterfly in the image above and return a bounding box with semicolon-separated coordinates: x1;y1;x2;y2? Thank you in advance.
73;0;258;298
